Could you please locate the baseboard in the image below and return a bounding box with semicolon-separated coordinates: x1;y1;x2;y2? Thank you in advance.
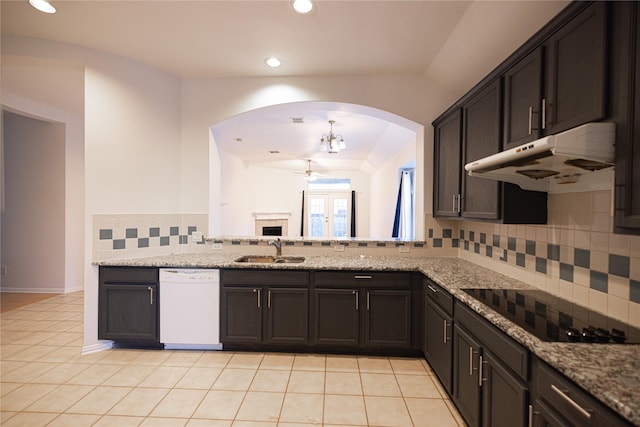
0;287;65;293
82;341;113;354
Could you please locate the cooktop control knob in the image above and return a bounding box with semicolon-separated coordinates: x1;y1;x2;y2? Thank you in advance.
566;327;581;342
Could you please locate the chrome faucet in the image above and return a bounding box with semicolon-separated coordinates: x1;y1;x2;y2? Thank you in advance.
268;238;282;257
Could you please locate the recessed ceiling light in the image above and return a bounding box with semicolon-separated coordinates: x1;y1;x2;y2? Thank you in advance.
28;0;56;13
293;0;313;14
265;57;281;68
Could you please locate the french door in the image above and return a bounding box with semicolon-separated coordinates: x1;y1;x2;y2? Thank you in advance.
305;192;351;238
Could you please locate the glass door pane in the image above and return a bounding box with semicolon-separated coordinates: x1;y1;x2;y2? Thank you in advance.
309;195;327;238
332;197;348;238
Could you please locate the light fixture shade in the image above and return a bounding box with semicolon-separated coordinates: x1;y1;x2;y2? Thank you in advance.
319;120;345;154
293;0;313;14
29;0;56;13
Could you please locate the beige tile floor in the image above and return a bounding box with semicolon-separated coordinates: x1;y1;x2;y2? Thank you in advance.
1;292;467;426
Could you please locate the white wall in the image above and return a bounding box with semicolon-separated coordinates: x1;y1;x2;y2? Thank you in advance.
219;150;372;237
1;54;85;294
2;112;65;292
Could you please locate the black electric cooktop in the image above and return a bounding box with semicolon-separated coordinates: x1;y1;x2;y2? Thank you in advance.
462;288;640;344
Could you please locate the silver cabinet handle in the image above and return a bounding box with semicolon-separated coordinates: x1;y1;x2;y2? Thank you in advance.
147;286;153;305
528;106;533;135
253;288;261;308
541;98;547;129
367;292;370;310
479;355;487;387
456;194;462;213
469;346;474;376
443;320;448;344
528;404;535;427
427;285;438;294
354;290;359;310
550;384;592;420
452;194;457;213
354;275;372;279
268;290;271;308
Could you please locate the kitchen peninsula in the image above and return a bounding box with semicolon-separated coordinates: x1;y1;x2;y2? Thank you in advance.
97;250;640;427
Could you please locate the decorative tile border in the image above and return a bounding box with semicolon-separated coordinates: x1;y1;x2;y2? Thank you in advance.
93;213;207;261
426;224;639;305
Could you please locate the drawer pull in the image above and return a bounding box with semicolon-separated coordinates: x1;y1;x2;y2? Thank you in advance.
427;285;438;294
354;275;372;279
550;384;592;420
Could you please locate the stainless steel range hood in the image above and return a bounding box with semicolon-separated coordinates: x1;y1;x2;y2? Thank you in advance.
464;122;616;193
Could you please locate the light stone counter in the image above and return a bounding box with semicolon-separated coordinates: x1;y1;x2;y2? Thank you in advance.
96;253;640;425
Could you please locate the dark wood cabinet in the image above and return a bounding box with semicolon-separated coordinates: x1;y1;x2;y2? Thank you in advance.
613;1;640;234
434;79;547;224
220;269;309;348
314;288;360;347
532;357;634;427
544;2;607;134
452;302;530;427
266;287;309;344
98;267;160;346
312;271;415;352
461;79;502;220
502;2;607;150
434;109;462;217
221;286;262;343
364;289;412;348
482;351;529;427
453;324;482;427
503;49;544;149
423;280;453;394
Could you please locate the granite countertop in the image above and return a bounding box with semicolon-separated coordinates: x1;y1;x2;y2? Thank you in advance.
97;253;640;425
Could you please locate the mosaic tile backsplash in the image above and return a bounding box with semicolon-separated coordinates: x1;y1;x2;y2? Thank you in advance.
425;190;640;326
92;213;208;261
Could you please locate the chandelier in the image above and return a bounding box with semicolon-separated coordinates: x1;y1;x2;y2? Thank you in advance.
320;120;346;154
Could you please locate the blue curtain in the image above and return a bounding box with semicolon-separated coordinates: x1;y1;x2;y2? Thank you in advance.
392;170;414;239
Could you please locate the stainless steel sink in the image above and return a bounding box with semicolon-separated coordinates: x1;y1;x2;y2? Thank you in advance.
234;255;305;264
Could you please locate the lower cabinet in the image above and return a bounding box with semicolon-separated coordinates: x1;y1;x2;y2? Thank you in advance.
531;357;634;427
312;271;415;352
220;269;310;347
423;279;454;393
452;302;530;427
98;267;160;346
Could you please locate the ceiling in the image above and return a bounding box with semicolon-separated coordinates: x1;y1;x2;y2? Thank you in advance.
1;0;569;174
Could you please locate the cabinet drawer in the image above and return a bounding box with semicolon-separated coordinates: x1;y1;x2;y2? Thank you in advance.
100;267;158;284
314;271;411;288
534;358;632;427
222;269;309;286
455;302;529;380
424;278;453;315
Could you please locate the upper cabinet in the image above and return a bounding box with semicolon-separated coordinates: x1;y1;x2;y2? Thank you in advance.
612;2;640;234
544;2;607;135
434;79;547;224
503;2;607;150
434;1;611;225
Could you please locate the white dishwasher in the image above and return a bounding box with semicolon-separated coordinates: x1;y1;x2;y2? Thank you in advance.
159;268;222;350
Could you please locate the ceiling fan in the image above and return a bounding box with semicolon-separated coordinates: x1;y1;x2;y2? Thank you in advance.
294;159;326;181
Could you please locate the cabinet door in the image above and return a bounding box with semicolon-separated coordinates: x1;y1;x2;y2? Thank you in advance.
433;109;462;217
266;287;308;344
615;2;640;232
482;351;528;427
98;283;158;342
313;288;359;347
533;400;572;427
364;290;411;348
453;325;482;427
503;49;543;149
424;298;453;394
220;286;262;343
544;2;607;134
462;80;502;220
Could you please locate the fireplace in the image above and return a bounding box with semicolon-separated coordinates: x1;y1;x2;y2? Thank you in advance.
253;212;290;236
262;226;282;236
